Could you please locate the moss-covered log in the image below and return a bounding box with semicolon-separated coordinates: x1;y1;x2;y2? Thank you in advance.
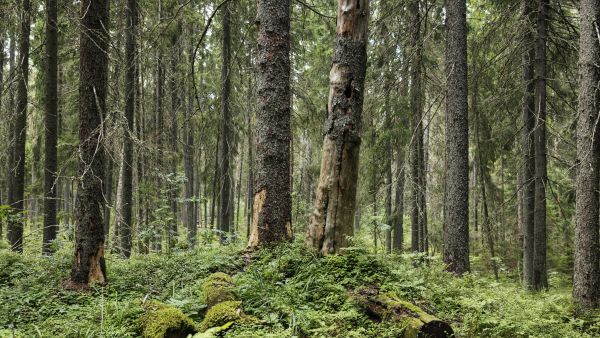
199;273;256;333
139;301;199;338
352;287;453;338
201;272;236;308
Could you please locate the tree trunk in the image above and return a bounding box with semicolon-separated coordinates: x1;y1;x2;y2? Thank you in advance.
533;0;548;290
235;146;244;231
7;0;31;253
217;2;232;243
573;0;600;311
6;36;15;236
443;0;469;275
211;139;219;228
70;0;109;286
248;0;294;247
42;0;59;255
246;108;254;240
393;147;405;252
409;0;423;254
305;0;369;255
521;0;537;288
168;11;181;251
185;25;196;248
119;0;137;258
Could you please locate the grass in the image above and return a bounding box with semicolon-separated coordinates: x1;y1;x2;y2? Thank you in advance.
0;238;598;337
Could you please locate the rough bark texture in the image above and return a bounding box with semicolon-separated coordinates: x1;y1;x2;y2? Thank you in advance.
42;0;59;255
218;3;232;243
443;0;469;275
246;108;254;240
410;0;424;253
248;0;293;247
185;24;196;248
573;0;600;310
306;0;369;255
393;148;405;252
533;0;548;290
6;37;15;239
7;0;30;253
521;0;536;288
70;0;109;286
119;0;137;258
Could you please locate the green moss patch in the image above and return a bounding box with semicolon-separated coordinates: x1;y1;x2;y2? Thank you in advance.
201;272;236;308
139;301;199;338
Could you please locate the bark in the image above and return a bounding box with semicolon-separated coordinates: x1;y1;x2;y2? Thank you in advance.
573;0;600;310
6;36;15;229
246;108;254;240
7;0;31;253
185;25;196;248
533;0;548;290
218;3;232;243
393;147;405;252
521;0;536;287
119;0;137;258
248;0;294;247
409;0;424;253
235;146;244;230
306;0;369;255
70;0;109;286
443;0;469;275
42;0;59;255
0;38;3;240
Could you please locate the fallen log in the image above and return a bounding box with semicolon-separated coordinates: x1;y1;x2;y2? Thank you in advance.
352;287;454;338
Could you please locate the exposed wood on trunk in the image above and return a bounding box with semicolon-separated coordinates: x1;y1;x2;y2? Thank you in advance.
306;0;369;255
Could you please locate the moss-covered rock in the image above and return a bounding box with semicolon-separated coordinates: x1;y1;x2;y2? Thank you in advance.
201;272;236;308
200;300;243;332
139;301;200;338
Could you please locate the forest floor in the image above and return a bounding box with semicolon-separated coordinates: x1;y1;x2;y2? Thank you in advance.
0;239;599;338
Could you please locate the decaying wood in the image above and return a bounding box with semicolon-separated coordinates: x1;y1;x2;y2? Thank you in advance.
352;287;454;338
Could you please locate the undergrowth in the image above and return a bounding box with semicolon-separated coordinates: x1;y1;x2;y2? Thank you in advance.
0;240;598;337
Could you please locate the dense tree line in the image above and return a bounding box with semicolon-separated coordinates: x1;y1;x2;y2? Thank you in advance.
0;0;598;313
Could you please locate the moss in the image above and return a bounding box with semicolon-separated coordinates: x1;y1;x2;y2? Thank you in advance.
201;272;236;308
200;300;243;332
139;301;199;338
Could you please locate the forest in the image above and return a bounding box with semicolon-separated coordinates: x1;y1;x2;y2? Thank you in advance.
0;0;599;337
